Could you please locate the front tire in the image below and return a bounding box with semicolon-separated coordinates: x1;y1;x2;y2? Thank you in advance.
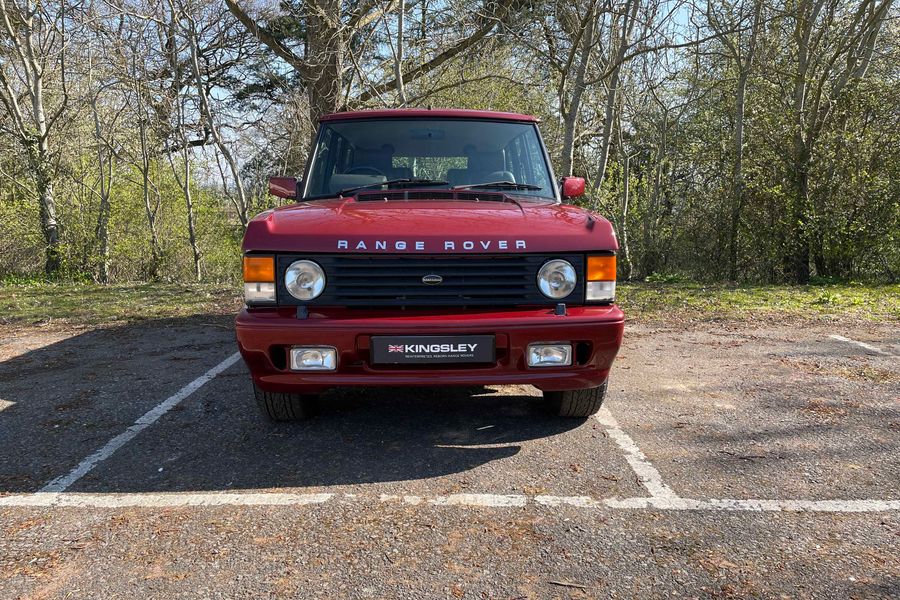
253;384;316;421
543;380;608;417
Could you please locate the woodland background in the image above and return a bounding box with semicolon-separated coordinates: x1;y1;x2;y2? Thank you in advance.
0;0;897;286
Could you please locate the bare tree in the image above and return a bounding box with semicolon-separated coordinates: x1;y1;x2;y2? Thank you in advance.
174;0;252;226
786;0;894;282
706;0;764;280
166;93;202;281
0;0;69;274
225;0;522;131
594;0;640;189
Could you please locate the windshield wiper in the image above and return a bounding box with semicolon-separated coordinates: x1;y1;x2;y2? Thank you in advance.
338;178;449;196
452;180;543;191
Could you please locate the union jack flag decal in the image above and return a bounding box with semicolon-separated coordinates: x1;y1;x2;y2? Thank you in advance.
388;345;405;353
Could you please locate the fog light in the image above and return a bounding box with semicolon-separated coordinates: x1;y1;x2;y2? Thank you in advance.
244;282;276;304
527;343;572;367
290;346;337;371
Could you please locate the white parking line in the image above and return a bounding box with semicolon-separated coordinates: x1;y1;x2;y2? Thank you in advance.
606;497;900;513
595;406;678;499
829;334;890;356
0;491;333;508
1;491;897;512
40;353;242;493
381;493;528;507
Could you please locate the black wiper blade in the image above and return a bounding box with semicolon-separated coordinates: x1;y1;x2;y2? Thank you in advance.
390;178;448;187
452;180;543;191
338;178;448;195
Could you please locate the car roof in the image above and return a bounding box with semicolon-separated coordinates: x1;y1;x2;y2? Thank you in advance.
319;108;539;123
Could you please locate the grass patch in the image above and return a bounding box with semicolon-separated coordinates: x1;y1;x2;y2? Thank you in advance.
0;282;241;326
0;281;896;327
618;282;900;322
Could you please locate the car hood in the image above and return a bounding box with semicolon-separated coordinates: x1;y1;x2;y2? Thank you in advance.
242;197;617;254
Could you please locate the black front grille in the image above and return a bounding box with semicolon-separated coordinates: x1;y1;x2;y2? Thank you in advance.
276;254;585;307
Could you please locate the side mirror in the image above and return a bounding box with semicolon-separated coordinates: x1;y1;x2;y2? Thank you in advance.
561;176;585;199
269;176;298;199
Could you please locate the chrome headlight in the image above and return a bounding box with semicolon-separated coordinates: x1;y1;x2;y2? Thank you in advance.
537;259;576;299
285;260;326;300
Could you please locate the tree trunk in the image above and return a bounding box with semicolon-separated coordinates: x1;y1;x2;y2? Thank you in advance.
33;152;61;275
305;0;344;144
0;3;65;276
790;151;811;283
394;0;407;105
621;151;633;280
92;98;112;283
167;98;202;282
595;0;639;189
560;10;595;176
726;0;762;281
727;70;749;282
788;0;817;284
138;120;161;280
183;157;201;282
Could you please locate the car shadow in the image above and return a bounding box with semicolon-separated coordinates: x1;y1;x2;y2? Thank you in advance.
0;315;583;494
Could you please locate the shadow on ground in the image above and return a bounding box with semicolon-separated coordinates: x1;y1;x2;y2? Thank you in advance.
0;316;582;494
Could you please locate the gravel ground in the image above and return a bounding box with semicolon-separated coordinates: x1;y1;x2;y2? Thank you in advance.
0;315;897;598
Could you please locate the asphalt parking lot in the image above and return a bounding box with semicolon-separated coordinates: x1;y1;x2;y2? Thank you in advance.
0;315;897;598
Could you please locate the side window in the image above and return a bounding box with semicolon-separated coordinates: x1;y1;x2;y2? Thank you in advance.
308;128;352;195
504;130;550;190
308;128;334;196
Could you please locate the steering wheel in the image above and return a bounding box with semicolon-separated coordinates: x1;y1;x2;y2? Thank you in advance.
346;166;386;177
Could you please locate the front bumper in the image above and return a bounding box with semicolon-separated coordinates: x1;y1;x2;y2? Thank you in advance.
236;305;624;394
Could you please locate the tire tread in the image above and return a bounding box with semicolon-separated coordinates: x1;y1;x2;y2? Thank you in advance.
545;380;608;417
253;384;313;421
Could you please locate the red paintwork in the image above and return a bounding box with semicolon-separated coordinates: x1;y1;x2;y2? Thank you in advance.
242;198;617;254
268;176;297;199
319;108;539;123
237;109;623;396
236;305;624;394
561;177;586;199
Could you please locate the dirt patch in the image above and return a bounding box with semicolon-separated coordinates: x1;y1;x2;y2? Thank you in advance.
781;357;898;384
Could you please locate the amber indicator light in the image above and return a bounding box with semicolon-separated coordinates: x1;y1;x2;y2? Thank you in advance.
587;255;616;281
243;256;275;282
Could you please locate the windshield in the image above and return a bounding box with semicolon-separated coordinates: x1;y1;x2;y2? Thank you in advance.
303;119;556;200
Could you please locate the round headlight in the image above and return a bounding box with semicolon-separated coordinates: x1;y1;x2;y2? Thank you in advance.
537;259;576;299
285;260;326;300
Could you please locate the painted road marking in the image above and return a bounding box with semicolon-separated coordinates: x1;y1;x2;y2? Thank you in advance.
1;492;897;512
40;353;242;493
604;497;900;512
595;406;678;499
829;335;890;356
381;493;528;507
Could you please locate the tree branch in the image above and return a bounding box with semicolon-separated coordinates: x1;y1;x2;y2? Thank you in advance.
224;0;311;76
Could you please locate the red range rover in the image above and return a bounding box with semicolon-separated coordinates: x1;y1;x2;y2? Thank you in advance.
236;109;623;420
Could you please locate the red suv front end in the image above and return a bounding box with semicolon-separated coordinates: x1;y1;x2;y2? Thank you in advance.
236;109;623;419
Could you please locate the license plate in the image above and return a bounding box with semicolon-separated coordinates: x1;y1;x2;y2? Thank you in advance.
370;335;495;364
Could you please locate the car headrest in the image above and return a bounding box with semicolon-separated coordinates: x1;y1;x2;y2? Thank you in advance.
446;168;468;186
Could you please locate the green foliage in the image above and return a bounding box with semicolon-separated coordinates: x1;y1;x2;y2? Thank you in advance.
1;155;245;285
0;282;241;325
644;272;691;284
2;281;894;326
618;282;900;322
